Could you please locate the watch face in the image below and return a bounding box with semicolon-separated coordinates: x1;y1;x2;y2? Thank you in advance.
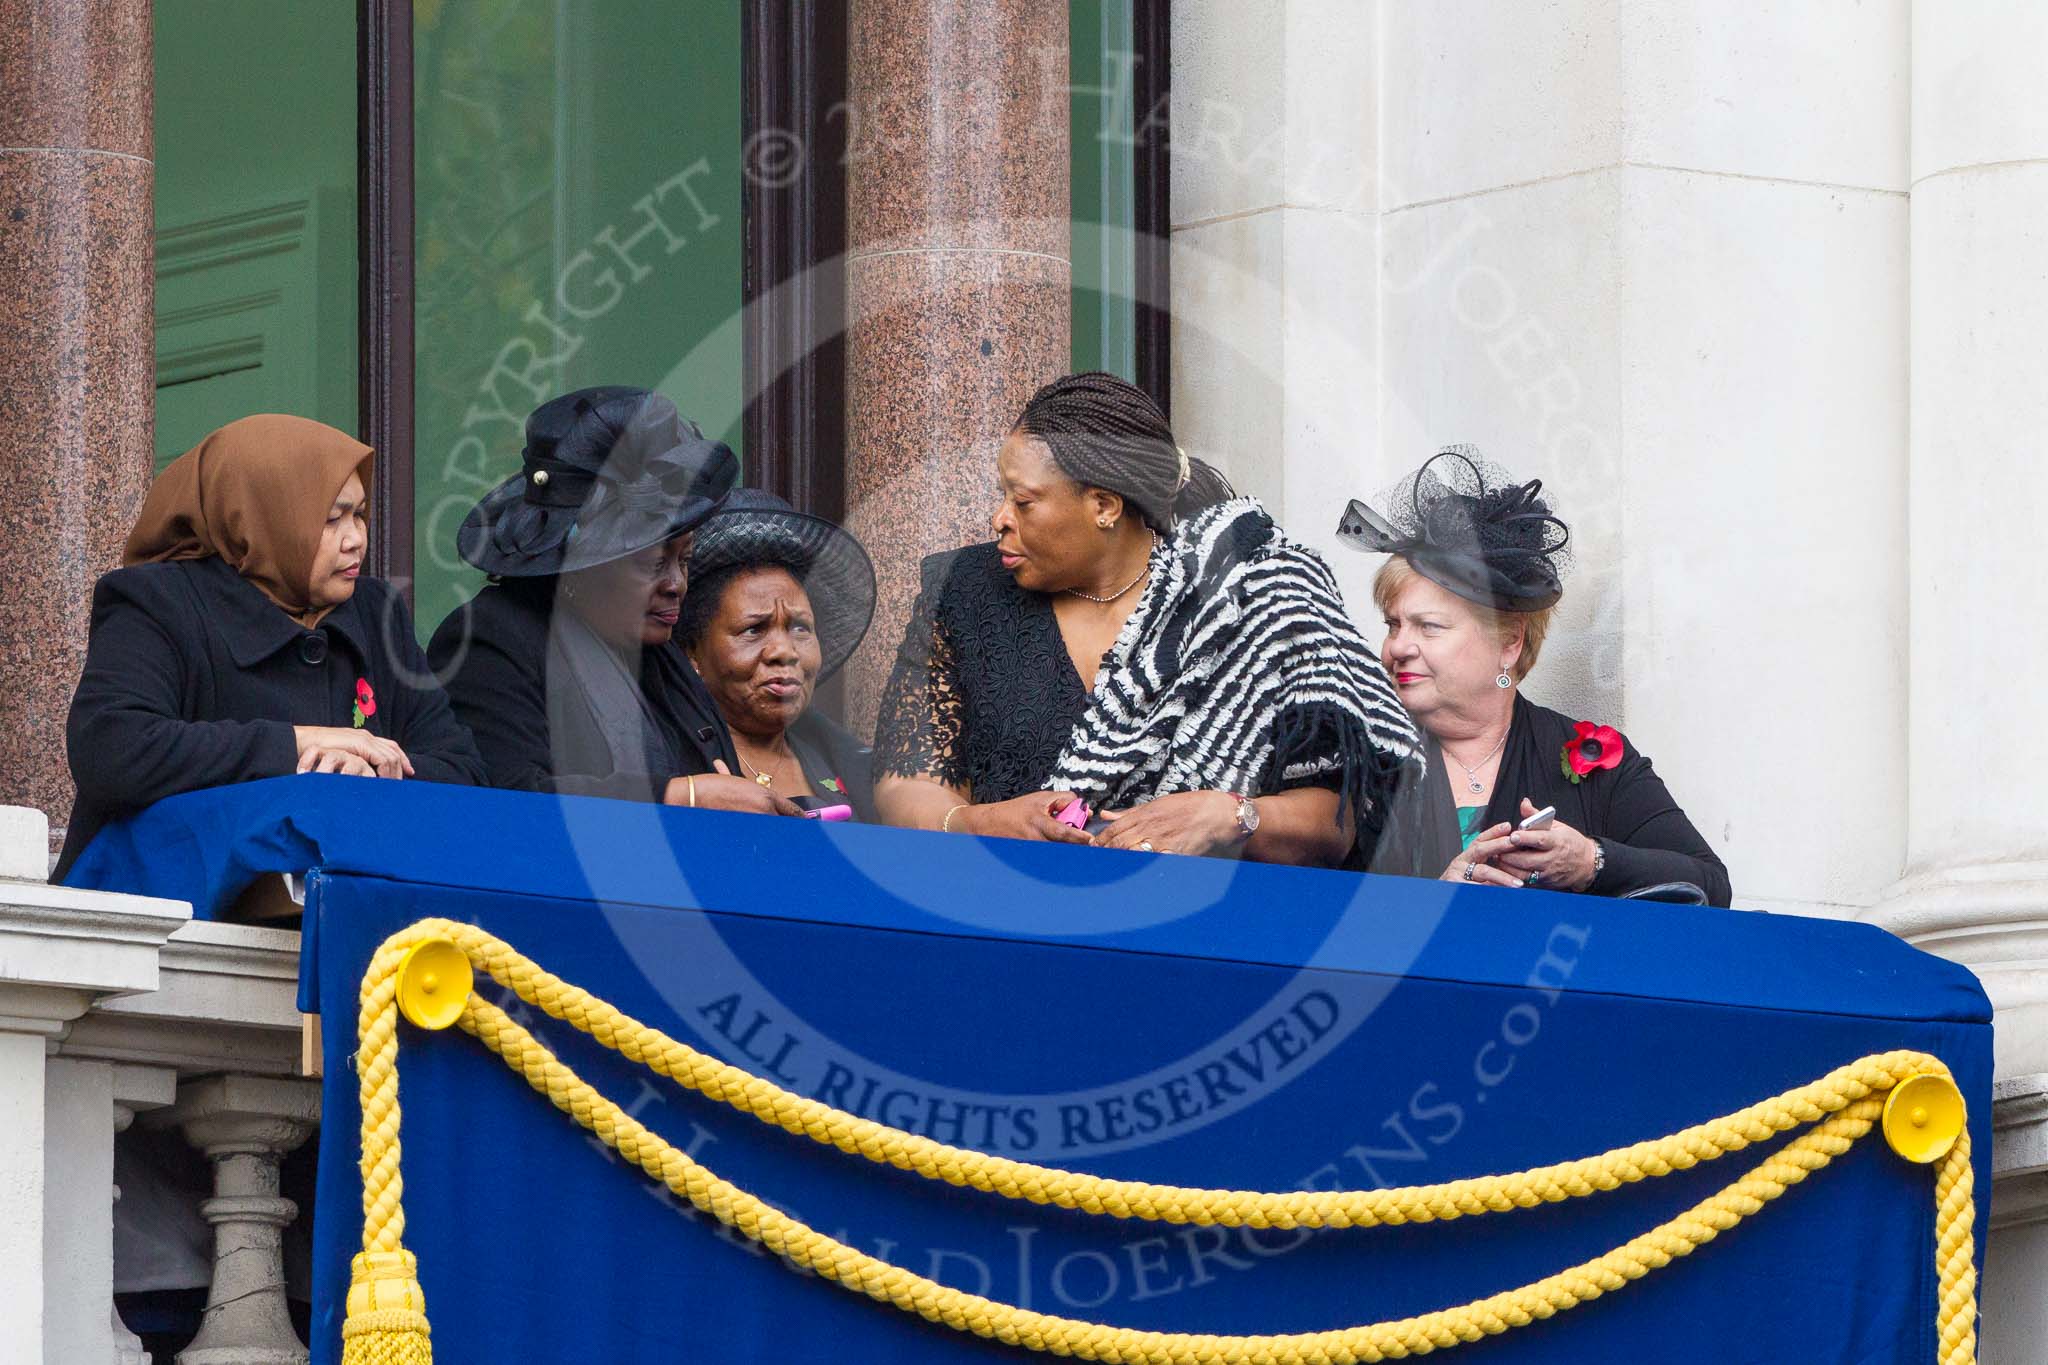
1239;796;1261;835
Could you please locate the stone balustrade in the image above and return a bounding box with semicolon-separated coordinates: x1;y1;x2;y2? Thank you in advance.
2;807;313;1365
4;800;2046;1361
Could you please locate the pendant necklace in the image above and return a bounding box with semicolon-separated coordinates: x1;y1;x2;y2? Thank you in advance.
734;747;783;790
1066;535;1157;605
1448;729;1508;795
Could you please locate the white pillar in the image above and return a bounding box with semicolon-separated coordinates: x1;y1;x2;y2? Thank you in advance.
165;1075;320;1365
1985;1074;2048;1362
0;851;187;1365
41;1059;176;1364
0;1026;56;1363
1879;0;2048;1074
1169;0;1382;609
43;1058;117;1364
1373;1;1911;913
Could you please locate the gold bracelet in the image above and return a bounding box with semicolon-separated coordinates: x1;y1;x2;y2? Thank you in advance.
687;774;698;808
941;804;967;834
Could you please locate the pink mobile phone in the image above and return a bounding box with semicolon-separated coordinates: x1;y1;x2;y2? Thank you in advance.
801;804;853;822
1055;798;1091;831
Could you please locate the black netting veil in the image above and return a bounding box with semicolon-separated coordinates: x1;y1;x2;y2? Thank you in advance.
1338;446;1571;612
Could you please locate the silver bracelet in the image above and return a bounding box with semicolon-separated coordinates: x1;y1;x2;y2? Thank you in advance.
1590;838;1607;880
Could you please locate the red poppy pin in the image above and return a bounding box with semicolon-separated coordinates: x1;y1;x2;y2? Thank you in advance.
353;678;378;729
1562;720;1623;783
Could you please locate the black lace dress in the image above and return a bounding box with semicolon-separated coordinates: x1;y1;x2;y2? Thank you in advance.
873;544;1089;802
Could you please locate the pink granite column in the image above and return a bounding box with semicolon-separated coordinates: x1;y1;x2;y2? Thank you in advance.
841;0;1072;724
0;0;155;848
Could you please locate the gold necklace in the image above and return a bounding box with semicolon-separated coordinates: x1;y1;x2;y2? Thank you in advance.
1065;534;1157;604
734;744;787;790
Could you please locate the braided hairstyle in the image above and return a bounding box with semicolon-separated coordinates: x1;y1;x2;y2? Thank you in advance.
1012;371;1234;532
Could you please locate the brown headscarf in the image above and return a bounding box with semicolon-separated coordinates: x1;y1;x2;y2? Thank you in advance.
125;415;374;628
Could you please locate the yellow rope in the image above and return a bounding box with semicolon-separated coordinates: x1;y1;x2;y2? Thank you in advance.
342;918;1979;1364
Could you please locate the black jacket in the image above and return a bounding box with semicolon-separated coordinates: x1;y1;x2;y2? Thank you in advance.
58;557;485;878
427;582;739;802
1380;694;1732;905
785;709;880;824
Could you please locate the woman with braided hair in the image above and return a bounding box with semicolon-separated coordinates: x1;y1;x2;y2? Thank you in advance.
873;371;1425;865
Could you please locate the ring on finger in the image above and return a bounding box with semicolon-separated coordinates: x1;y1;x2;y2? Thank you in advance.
1139;840;1156;853
1525;872;1542;886
1461;860;1478;882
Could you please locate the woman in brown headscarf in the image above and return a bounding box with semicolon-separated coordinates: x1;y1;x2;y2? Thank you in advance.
56;414;483;877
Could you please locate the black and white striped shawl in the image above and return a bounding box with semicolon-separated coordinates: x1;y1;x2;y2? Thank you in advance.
1047;498;1425;845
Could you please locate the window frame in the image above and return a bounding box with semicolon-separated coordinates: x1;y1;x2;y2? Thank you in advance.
355;0;1168;587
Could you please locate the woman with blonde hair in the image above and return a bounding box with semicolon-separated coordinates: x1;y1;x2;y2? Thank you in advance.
1340;448;1729;903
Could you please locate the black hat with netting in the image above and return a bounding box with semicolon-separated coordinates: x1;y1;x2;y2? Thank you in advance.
1336;446;1572;612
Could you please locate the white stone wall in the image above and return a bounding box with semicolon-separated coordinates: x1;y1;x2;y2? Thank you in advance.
1170;2;2046;1355
1175;0;1915;917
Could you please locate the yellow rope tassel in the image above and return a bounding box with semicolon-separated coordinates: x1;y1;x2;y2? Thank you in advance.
341;918;1981;1363
341;937;430;1363
340;1250;430;1365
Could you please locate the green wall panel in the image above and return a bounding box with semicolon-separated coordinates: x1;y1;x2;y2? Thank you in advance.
152;1;358;469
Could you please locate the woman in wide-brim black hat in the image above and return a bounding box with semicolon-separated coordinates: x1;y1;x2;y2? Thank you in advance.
679;489;880;821
427;386;804;816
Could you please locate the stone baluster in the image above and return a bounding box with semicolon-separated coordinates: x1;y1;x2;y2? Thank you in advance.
162;1076;320;1365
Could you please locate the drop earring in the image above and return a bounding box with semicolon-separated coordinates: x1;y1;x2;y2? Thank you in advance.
1495;671;1513;689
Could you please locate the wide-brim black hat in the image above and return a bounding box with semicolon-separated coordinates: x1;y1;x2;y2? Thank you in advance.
687;490;876;680
458;386;739;578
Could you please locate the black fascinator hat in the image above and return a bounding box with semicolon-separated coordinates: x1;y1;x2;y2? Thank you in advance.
1336;446;1571;612
457;386;739;578
684;490;877;681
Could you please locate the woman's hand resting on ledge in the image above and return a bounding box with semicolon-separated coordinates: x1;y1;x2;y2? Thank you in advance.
663;761;804;816
1091;791;1241;857
955;790;1093;843
294;726;413;778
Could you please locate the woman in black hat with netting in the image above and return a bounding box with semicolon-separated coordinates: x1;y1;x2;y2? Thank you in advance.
1340;447;1729;903
872;371;1424;866
427;387;798;815
678;490;878;821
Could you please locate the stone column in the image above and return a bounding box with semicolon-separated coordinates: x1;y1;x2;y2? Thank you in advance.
163;1075;320;1365
841;0;1072;723
1876;2;2048;1075
0;821;187;1364
0;0;157;848
1367;1;1910;911
1985;1074;2048;1364
42;1057;174;1364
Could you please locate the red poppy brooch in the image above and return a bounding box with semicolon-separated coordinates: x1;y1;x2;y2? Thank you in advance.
1562;720;1623;783
353;678;378;729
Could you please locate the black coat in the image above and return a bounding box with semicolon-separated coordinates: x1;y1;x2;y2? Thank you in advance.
427;582;739;802
785;709;880;824
1381;694;1732;905
58;557;485;878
